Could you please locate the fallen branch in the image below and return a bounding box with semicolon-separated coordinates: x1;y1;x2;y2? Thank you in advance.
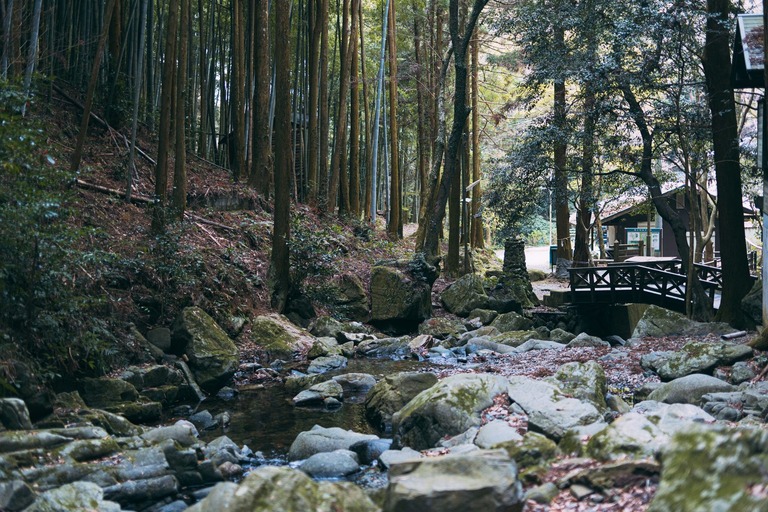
195;222;224;249
74;178;154;204
185;212;238;232
721;330;747;340
53;82;157;166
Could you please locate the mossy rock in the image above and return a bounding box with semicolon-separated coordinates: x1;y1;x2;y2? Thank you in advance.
440;274;490;317
364;372;439;434
79;378;139;409
546;360;607;411
186;466;379;512
631;305;737;339
248;314;315;361
490;312;533;333
489;330;537;348
648;426;768;511
392;373;510;450
172;307;240;392
497;432;559;468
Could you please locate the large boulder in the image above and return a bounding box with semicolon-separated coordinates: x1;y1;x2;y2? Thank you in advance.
546;360;607;411
490;312;532;333
384;451;524;512
506;376;603;441
248;314;315;360
392;373;510;450
441;274;490;317
648;426;768;512
185;466;379;512
370;255;436;332
288;426;378;461
328;274;370;322
631;305;737;339
0;398;33;430
171;307;239;391
647;374;736;405
365;372;439;434
640;341;753;381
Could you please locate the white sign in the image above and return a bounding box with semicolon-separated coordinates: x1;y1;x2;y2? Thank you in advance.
626;228;661;252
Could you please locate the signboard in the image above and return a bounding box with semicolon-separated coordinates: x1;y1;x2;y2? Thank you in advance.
626;228;661;253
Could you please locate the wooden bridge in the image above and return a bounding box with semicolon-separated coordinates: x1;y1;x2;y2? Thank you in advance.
568;258;724;313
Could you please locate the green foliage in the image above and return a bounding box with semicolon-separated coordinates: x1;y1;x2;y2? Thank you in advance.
0;83;117;377
288;211;345;288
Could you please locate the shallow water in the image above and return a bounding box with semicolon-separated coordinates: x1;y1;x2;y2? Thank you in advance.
198;358;441;458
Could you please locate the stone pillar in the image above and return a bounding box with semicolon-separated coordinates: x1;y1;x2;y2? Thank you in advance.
495;238;539;308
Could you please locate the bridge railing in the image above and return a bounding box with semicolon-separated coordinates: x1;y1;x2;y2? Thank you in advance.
569;264;720;310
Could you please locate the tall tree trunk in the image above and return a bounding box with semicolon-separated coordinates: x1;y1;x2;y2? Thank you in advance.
703;0;751;326
197;0;207;158
423;0;488;262
553;26;572;276
70;0;119;174
231;0;246;181
572;84;595;268
307;0;321;204
270;0;292;312
470;28;483;249
127;0;148;202
251;0;271;194
21;0;42;116
414;2;429;218
172;0;189;219
386;0;401;238
152;0;179;232
360;3;372;219
318;0;330;208
369;0;390;223
349;0;361;218
329;0;352;214
1;0;13;80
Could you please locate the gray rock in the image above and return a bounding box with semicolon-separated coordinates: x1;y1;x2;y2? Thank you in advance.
26;482;121;512
332;373;376;396
474;420;524;449
299;450;360;478
490;312;533;333
648;374;736;405
141;420;198;447
0;431;70;453
515;339;566;353
0;398;33;430
566;333;610;348
292;380;344;406
549;328;576;344
102;475;179;506
378;447;422;469
147;327;172;352
288;425;378;461
384;451;524;512
418;317;467;340
310;316;345;339
506;376;602;441
631;305;738;339
307;337;342;359
546;360;607;411
525;482;559;504
441;274;491;317
79;378;139;408
465;337;519;354
393;373;511;450
370;257;435;329
460;326;501;344
349;438;393;465
185;466;379;512
0;480;35;511
641;341;753;381
355;337;411;357
468;309;499;325
730;361;756;384
307;355;348;374
364;372;439;434
171;307;239;392
648;426;768;511
189;410;218;430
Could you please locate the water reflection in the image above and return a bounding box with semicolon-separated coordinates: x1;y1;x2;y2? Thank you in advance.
198;358;439;458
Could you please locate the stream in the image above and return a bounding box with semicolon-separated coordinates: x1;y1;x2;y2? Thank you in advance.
197;358;443;459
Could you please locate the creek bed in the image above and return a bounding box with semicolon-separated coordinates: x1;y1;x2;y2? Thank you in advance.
197;358;443;458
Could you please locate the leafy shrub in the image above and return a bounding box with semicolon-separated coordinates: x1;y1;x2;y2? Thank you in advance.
289;211;344;289
0;84;114;377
